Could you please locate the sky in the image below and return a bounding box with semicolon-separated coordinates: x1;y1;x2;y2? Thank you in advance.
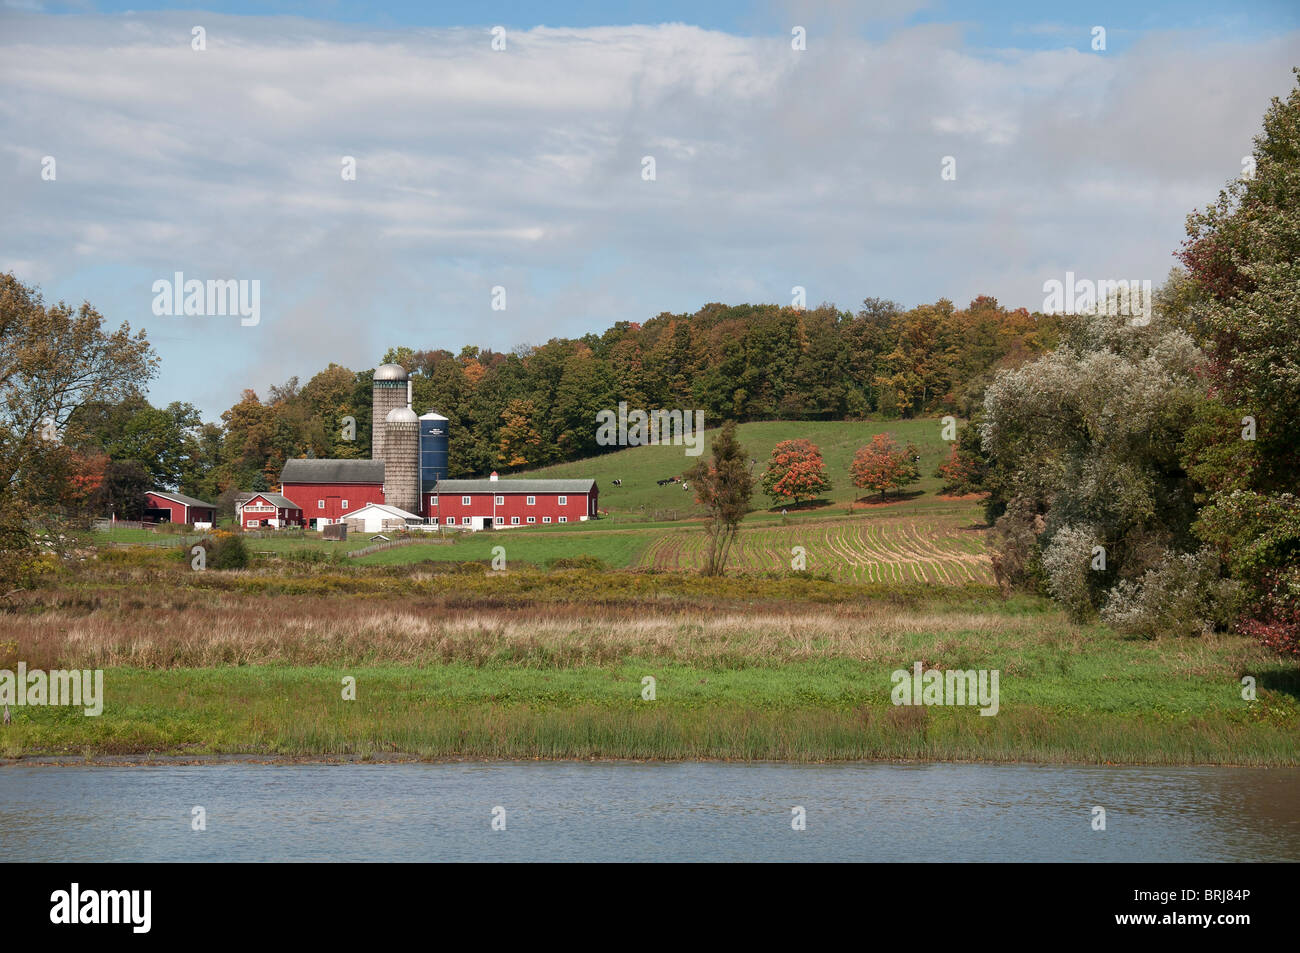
2;1;1298;420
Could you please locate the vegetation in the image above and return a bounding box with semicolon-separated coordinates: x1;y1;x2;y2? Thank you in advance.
683;420;753;575
760;438;832;507
2;560;1294;764
966;71;1300;656
851;433;920;501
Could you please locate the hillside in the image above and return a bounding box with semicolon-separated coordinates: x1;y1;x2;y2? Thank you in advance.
521;418;960;522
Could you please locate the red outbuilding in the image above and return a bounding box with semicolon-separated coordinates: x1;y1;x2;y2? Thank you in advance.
236;492;305;529
279;459;386;528
143;490;218;527
425;475;598;529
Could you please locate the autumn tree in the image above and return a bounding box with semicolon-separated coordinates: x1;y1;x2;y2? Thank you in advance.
761;438;832;507
684;420;752;575
496;398;544;469
851;433;920;500
0;272;155;586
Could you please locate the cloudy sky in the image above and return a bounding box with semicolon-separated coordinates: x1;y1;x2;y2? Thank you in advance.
2;1;1298;419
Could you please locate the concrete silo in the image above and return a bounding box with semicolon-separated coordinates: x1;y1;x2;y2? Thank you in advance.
382;406;420;515
419;412;450;498
371;363;409;464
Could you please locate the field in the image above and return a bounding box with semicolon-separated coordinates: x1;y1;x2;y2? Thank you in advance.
527;418;957;521
3;565;1297;764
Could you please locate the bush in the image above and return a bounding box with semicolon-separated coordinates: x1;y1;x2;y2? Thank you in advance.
1040;524;1100;622
1101;548;1238;638
547;555;607;572
182;532;248;570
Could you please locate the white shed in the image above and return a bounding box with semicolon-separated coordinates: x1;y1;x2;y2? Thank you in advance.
340;502;422;534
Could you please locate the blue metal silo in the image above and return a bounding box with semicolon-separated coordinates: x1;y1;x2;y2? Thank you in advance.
419;412;450;496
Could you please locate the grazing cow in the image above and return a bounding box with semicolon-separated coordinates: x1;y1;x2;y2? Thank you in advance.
656;478;671;486
611;479;622;486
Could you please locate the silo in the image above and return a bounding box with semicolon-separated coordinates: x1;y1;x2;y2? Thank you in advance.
382;406;420;515
371;363;409;463
419;412;450;497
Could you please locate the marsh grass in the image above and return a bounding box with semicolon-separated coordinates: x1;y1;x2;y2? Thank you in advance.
3;560;1296;764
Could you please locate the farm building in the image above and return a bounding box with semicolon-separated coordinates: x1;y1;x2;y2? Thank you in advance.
266;362;594;532
279;458;386;529
236;492;305;529
143;490;217;528
342;502;422;534
427;473;597;529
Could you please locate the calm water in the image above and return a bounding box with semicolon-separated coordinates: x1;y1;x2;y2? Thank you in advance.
1;761;1297;862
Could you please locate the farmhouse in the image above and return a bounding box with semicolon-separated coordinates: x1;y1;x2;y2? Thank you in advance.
279;458;385;529
143;490;217;528
427;473;598;529
236;492;305;529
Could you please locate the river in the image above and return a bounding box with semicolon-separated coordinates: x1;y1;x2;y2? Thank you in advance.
1;761;1296;862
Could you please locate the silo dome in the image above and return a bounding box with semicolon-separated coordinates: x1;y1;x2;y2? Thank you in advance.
385;406;419;424
374;363;409;382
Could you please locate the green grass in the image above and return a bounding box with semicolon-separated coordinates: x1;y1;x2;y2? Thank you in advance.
525;417;961;521
4;656;1295;764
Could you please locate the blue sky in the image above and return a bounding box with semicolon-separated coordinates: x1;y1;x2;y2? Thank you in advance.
2;1;1298;420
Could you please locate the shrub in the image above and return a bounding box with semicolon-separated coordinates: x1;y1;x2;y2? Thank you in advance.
547;555;607;572
182;532;248;570
1101;548;1238;637
1040;524;1100;621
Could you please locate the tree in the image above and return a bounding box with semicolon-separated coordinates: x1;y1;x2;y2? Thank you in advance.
761;438;832;507
934;423;987;496
0;273;155;585
1177;68;1300;652
851;433;920;500
684;420;752;575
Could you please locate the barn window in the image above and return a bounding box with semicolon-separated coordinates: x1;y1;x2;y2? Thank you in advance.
495;516;504;525
527;517;535;524
558;516;567;523
495;495;504;505
462;517;471;525
318;500;324;509
526;496;535;506
445;517;454;525
558;496;567;505
543;517;551;524
511;516;520;525
342;500;349;509
462;496;471;506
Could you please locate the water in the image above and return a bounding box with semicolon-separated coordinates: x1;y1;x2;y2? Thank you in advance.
1;761;1297;862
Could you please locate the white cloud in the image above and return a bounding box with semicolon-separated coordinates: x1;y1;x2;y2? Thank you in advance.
0;10;1295;416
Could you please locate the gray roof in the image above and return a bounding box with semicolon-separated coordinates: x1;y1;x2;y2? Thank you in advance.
243;492;300;509
234;492;256;503
432;478;596;494
374;363;409;381
280;458;385;484
147;489;217;510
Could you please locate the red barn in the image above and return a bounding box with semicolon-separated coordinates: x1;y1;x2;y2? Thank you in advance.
143;490;217;527
426;476;597;529
237;492;305;529
279;459;386;528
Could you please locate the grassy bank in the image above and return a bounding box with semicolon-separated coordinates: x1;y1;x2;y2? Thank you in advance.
3;564;1297;764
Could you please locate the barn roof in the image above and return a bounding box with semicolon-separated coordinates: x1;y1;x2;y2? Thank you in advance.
280;459;385;485
343;502;422;521
146;489;217;509
244;492;300;509
432;478;596;494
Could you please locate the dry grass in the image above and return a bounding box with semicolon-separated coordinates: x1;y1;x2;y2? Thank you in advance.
4;588;1057;669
